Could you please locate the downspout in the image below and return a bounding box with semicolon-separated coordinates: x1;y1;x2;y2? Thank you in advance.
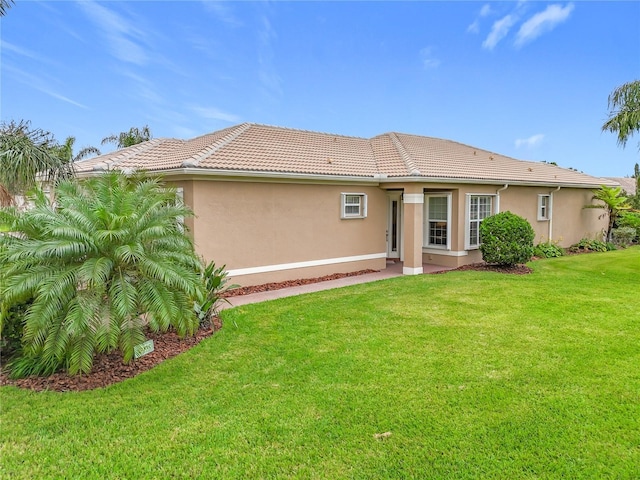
495;184;509;212
549;186;561;241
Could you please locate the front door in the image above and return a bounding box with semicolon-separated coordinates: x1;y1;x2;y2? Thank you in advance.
387;193;402;259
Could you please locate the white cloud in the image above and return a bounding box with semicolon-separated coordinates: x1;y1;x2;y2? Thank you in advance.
257;13;282;100
191;106;240;123
482;14;518;50
515;134;545;148
76;0;149;65
201;1;242;27
420;47;441;69
515;3;575;47
4;65;88;109
467;4;492;34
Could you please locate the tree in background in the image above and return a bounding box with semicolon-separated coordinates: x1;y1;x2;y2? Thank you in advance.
586;185;631;241
602;80;640;149
0;120;71;203
55;136;101;165
0;172;204;376
102;125;153;149
0;0;14;16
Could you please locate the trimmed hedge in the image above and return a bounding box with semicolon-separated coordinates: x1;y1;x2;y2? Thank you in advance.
479;211;534;266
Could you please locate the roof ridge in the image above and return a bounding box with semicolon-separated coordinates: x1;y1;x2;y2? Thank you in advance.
245;122;369;141
389;132;421;176
182;123;252;168
91;139;164;171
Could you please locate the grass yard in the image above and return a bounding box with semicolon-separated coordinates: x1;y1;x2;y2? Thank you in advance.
1;247;639;479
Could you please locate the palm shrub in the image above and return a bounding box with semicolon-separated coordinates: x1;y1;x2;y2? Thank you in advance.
479;211;535;266
0;172;204;376
194;261;238;327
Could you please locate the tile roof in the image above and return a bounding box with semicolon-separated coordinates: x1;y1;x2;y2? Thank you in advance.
74;122;617;187
605;177;637;195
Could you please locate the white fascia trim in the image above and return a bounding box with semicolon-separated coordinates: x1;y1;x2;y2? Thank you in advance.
403;266;424;275
227;252;387;277
422;248;468;257
403;193;424;204
378;176;608;189
176;168;381;185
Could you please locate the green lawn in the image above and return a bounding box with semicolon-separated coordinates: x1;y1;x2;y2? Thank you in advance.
1;248;639;479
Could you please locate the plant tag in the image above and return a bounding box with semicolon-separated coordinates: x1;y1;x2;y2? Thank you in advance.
134;339;154;359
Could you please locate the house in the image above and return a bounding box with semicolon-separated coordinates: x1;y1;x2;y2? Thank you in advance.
75;123;617;286
605;177;638;196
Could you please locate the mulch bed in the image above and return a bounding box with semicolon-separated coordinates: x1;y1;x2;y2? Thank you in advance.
0;263;530;393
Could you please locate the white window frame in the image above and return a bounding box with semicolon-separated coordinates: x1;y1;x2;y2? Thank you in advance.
537;194;551;221
341;193;367;219
423;193;452;250
465;194;496;250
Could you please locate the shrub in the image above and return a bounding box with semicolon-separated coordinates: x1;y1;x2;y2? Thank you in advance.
611;227;636;246
616;211;640;242
0;172;205;377
194;261;238;328
533;241;565;258
568;238;612;253
479;211;535;266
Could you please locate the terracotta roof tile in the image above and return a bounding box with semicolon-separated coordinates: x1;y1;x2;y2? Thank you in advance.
74;123;616;187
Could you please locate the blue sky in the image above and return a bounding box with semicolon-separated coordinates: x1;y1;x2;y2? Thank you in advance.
2;1;639;177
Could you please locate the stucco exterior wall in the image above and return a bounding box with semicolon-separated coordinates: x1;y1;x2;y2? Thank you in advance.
418;183;607;267
185;179;387;286
493;186;605;246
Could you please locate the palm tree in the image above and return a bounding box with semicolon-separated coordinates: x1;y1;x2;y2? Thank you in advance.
56;136;101;163
0;171;204;376
0;0;15;16
0;120;65;197
102;125;152;149
585;185;631;241
602;80;640;149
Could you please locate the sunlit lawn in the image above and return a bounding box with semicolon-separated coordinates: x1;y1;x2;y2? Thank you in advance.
1;247;639;479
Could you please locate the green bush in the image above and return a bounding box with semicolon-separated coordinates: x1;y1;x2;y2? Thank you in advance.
612;227;637;246
568;238;613;253
479;211;535;266
0;172;205;377
533;241;565;258
616;211;640;242
194;261;238;328
0;300;32;361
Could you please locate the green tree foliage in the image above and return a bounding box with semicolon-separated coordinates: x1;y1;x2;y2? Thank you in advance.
54;136;101;165
102;125;152;149
0;172;204;376
0;120;70;197
0;0;14;16
585;185;631;241
479;211;535;266
602;80;640;149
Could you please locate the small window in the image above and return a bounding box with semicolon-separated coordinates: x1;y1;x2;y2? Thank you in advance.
466;194;495;249
423;194;451;249
538;194;551;221
341;193;367;219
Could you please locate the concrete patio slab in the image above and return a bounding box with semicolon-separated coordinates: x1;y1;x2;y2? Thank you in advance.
222;262;452;309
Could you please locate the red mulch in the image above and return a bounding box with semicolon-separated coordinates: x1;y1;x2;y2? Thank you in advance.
221;269;378;297
0;263;531;393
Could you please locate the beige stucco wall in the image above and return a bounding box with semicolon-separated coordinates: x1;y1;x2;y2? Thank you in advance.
417;183;607;267
183;179;387;286
170;177;606;285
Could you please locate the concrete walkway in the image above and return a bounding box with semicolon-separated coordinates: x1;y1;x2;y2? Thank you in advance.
222;262;452;309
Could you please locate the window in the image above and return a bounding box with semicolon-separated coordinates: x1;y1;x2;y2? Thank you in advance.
424;194;451;249
341;193;367;219
466;194;494;249
538;194;551;221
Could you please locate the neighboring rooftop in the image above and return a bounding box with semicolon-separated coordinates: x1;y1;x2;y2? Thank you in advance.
605;177;637;196
75;123;617;187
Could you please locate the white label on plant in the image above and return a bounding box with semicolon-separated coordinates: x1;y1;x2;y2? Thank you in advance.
134;339;154;359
